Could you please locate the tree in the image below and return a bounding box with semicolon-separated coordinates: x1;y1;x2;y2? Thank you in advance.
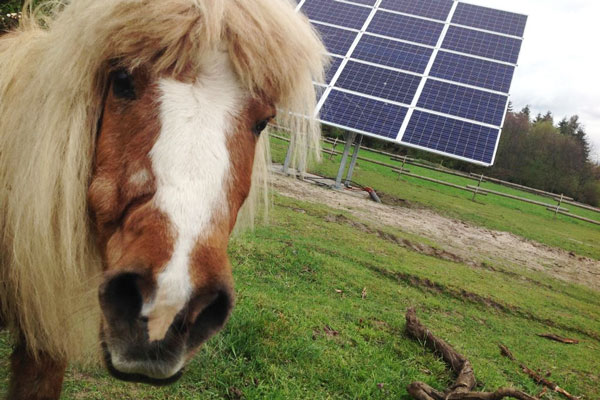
491;109;599;205
519;105;531;121
533;111;553;125
558;115;591;159
506;101;513;113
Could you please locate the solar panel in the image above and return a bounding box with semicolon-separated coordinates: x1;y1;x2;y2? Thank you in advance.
314;22;357;57
442;26;522;64
367;11;444;46
298;0;527;166
352;35;433;73
452;3;527;37
301;0;370;29
324;56;343;84
335;61;421;104
417;80;508;126
403;111;497;164
320;89;409;139
430;51;515;93
379;0;453;21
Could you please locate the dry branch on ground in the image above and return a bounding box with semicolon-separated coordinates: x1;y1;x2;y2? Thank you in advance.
498;344;580;400
536;333;579;344
404;308;537;400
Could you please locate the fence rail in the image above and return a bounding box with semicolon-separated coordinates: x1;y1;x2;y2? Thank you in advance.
466;185;569;212
469;173;574;201
393;169;485;195
545;208;600;225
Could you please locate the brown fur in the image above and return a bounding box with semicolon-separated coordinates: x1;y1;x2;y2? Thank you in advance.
8;340;67;400
88;68;175;275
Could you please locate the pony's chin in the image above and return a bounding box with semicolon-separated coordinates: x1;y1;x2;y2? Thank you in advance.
101;341;184;386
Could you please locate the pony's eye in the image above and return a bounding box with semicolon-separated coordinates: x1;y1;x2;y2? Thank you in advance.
111;69;136;100
252;119;271;136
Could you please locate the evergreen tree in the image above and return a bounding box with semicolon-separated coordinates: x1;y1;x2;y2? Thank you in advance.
519;105;531;121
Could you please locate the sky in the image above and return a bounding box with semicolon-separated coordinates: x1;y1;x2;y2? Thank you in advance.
465;0;600;162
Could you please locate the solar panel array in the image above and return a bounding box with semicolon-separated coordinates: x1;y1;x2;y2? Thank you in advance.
297;0;527;166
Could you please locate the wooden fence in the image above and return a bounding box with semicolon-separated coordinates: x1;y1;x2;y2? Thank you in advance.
270;133;600;225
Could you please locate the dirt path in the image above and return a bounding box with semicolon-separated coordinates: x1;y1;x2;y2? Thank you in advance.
271;173;600;292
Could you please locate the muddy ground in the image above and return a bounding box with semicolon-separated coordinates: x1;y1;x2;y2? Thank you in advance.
271;173;600;292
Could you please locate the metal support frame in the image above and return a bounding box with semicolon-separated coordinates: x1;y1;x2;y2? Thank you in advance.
282;138;294;175
344;134;363;187
334;132;357;189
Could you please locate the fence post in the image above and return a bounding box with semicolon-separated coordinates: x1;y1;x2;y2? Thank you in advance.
472;173;484;201
329;137;338;160
554;194;564;218
398;155;407;180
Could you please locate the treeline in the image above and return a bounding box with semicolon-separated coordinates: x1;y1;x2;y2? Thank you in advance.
489;107;599;205
323;106;600;206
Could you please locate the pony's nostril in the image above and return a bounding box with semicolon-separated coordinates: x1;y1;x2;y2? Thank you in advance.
188;290;233;347
99;272;144;322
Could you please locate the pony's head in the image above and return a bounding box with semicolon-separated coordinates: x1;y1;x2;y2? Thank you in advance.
92;52;272;384
0;0;325;384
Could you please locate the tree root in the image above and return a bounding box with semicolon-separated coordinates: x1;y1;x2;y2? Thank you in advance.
405;308;537;400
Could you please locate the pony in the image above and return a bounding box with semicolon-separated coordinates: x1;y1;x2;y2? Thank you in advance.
0;0;326;398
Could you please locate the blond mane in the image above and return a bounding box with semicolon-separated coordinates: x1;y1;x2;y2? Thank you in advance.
0;0;325;362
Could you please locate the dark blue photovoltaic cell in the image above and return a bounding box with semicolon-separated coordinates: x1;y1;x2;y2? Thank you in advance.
367;11;443;46
314;84;326;103
402;111;498;164
418;80;508;126
353;34;432;73
379;0;453;21
344;0;377;5
452;3;527;37
442;26;522;64
430;51;515;93
300;0;370;30
313;23;357;56
334;61;420;104
325;56;343;84
320;89;408;139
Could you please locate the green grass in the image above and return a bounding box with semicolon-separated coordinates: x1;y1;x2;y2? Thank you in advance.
271;135;600;260
1;194;598;399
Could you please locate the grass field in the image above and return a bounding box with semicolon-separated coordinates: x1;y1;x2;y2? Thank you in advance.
1;194;596;399
270;135;600;260
0;137;598;399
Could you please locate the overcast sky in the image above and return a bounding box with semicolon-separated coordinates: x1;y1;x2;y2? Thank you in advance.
465;0;600;162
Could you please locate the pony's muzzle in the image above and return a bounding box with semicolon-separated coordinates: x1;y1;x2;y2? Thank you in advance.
98;270;234;383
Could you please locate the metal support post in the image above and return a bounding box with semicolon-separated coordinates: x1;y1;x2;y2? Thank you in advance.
334;132;357;189
344;134;363;187
282;137;294;175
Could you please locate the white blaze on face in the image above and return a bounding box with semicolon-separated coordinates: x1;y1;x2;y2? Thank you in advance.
142;53;244;342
